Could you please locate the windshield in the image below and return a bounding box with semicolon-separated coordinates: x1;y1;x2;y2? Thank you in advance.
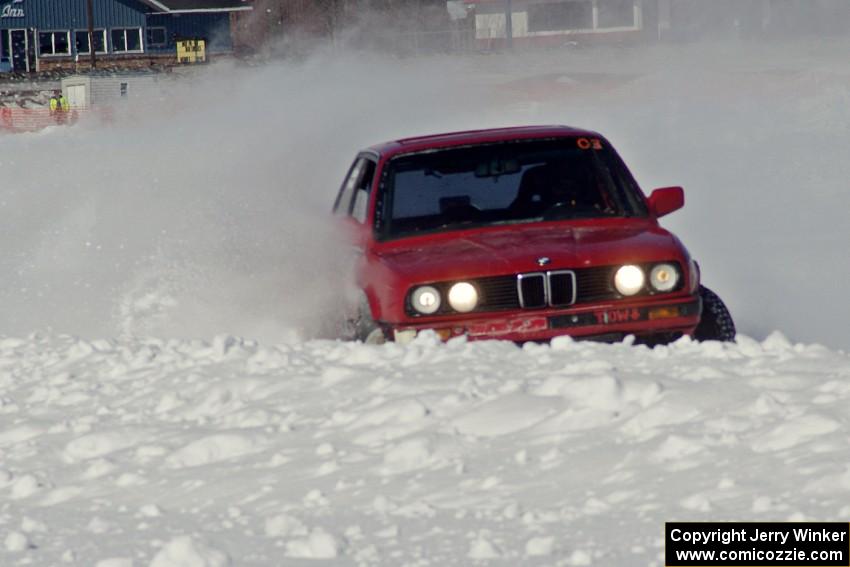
378;138;647;239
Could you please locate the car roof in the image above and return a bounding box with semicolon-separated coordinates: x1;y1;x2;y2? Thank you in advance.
364;125;603;158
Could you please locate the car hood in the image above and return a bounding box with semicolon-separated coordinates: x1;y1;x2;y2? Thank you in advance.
374;221;684;282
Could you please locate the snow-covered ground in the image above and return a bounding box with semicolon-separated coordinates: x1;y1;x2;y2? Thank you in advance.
3;332;850;565
2;37;850;565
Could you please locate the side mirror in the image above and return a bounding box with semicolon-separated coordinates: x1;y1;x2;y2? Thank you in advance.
647;186;684;218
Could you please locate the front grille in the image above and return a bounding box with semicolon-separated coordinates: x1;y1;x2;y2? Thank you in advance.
476;276;521;310
549;271;577;307
515;271;578;309
518;273;546;308
507;267;610;311
575;266;618;303
406;263;681;316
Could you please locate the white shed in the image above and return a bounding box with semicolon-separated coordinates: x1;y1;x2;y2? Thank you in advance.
60;72;165;109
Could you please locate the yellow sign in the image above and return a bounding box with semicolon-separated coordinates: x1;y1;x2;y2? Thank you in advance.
176;39;206;64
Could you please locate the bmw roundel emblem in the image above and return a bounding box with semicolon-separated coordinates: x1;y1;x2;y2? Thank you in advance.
537;257;551;267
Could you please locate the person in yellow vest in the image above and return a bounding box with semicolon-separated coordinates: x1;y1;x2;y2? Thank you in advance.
49;91;70;124
57;91;69;124
48;92;59;121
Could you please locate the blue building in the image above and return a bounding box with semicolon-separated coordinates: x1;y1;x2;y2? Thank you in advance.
0;0;251;72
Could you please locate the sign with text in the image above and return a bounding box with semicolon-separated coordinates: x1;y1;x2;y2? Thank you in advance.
1;0;24;18
666;522;850;566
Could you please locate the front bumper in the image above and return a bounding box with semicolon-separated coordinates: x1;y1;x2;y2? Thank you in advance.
389;295;702;343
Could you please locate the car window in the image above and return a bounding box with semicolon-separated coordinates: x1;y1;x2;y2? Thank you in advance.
391;167;523;219
379;139;647;239
351;159;376;223
333;159;365;216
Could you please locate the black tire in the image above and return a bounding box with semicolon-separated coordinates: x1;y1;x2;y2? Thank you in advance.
694;285;736;342
342;292;386;344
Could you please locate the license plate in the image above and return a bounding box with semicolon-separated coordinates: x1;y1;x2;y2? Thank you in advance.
594;308;644;325
467;317;548;336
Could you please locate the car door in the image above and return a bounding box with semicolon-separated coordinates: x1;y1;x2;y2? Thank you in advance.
334;154;377;250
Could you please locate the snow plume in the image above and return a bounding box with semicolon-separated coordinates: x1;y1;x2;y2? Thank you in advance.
0;54;483;341
2;40;850;346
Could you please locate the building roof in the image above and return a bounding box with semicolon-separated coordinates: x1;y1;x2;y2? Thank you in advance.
366;125;602;158
139;0;252;13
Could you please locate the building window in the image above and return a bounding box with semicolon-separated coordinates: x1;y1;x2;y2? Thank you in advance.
146;27;167;47
38;31;70;56
1;30;9;59
111;28;143;53
597;0;635;28
528;1;593;33
526;0;638;33
75;30;107;54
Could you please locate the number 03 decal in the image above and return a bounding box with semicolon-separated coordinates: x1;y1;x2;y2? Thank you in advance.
576;138;603;150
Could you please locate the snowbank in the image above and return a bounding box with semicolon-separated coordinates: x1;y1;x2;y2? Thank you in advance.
1;332;848;564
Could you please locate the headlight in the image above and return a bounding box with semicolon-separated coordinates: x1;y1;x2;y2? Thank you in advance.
411;285;441;315
448;282;478;313
614;265;645;296
650;263;679;292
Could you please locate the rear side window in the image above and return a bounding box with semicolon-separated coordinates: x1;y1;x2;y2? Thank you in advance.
351;160;376;223
334;157;376;223
333;159;364;216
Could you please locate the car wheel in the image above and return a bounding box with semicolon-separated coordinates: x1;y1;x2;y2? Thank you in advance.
345;292;386;344
694;285;736;342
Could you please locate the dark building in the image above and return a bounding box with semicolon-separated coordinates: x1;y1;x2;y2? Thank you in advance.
0;0;251;73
